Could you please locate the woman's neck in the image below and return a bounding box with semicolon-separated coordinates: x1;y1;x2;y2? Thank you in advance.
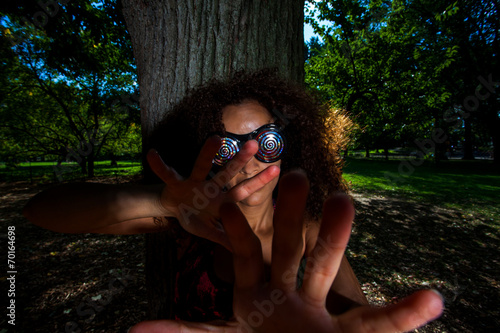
237;198;274;238
236;198;275;265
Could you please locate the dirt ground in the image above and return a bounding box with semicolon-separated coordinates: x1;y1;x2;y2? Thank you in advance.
1;178;498;332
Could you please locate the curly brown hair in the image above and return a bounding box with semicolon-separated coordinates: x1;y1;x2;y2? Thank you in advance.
151;69;350;220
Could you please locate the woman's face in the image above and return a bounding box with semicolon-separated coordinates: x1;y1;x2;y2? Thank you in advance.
222;100;281;207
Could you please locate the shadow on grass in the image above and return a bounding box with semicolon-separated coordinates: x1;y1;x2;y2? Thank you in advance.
0;180;147;333
349;193;500;332
3;173;499;332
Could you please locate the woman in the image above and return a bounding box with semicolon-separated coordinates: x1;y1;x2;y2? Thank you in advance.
146;70;368;319
24;70;443;332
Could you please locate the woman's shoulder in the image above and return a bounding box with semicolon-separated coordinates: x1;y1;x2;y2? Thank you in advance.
303;218;321;257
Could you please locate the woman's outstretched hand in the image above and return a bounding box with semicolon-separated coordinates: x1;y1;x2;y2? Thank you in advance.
147;136;280;250
129;171;444;333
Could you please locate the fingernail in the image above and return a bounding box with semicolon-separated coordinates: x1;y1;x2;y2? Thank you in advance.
428;289;445;317
283;168;308;180
289;168;307;176
430;289;445;303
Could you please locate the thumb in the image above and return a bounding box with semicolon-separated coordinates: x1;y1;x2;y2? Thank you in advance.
338;289;444;332
147;149;183;184
129;319;238;332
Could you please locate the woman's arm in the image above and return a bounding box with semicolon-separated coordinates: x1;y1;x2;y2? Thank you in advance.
305;222;368;314
24;139;280;244
326;255;369;313
23;182;170;234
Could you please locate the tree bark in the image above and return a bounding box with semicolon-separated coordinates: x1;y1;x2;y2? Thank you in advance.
488;101;499;168
88;154;95;178
122;0;305;320
493;128;499;167
463;116;475;160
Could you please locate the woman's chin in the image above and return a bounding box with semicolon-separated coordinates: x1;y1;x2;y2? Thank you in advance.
238;193;270;207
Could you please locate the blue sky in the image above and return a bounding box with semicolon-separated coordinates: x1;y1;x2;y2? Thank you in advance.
304;22;317;42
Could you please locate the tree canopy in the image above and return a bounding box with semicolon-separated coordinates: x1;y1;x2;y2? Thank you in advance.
305;0;499;163
1;0;497;175
0;0;140;177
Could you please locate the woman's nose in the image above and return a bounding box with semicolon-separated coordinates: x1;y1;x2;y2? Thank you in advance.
239;155;260;175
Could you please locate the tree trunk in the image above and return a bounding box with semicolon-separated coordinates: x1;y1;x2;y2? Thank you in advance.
489;119;499;168
487;96;499;168
79;158;87;175
88;155;95;178
462;116;475;160
122;0;305;320
365;147;370;158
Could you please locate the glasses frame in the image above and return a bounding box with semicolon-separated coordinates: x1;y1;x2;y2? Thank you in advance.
213;123;286;166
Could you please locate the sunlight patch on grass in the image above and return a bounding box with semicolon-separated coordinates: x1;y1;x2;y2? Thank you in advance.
343;158;500;221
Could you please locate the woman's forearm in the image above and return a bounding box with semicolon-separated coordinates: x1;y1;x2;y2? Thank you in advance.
23;183;172;233
326;255;369;314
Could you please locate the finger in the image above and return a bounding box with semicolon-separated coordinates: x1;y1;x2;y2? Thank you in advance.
129;319;239;333
227;165;281;202
300;193;354;306
190;136;222;182
270;170;309;291
189;217;232;252
211;140;259;188
147;149;183;184
220;202;264;289
337;289;444;332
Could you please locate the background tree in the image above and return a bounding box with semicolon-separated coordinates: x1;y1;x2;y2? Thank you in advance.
0;0;140;177
434;0;499;162
121;0;305;320
305;0;498;164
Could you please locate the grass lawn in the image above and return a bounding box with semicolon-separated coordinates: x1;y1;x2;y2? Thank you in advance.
1;157;499;332
342;157;500;332
343;157;500;222
0;160;142;183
